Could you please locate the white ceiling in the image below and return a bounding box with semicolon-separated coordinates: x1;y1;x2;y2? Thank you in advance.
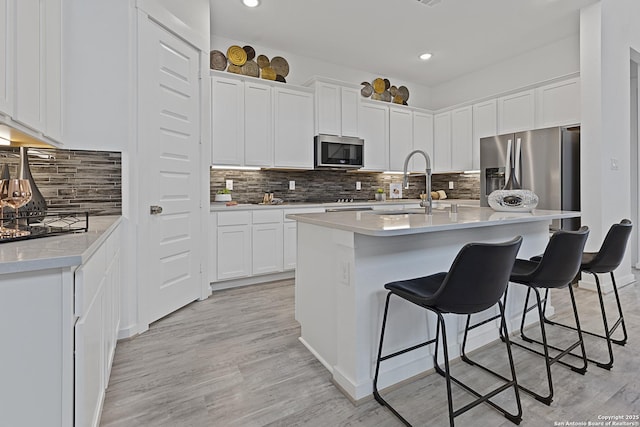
210;0;599;88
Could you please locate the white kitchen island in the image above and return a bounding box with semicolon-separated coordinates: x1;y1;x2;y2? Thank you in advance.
287;205;580;402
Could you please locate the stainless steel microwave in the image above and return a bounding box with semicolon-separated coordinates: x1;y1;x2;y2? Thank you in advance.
314;134;364;169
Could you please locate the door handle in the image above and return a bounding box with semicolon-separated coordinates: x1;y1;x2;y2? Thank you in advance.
150;205;163;215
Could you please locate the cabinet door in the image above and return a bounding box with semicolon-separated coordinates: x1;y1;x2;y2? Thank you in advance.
389;107;413;172
498;90;535;134
244;81;273;167
273;87;314;168
252;223;284;275
283;221;297;270
341;87;359;137
217;225;251;280
14;0;46;132
359;101;389;171
451;106;473;172
75;279;105;427
535;78;580;128
211;76;244;165
433;112;452;172
315;82;340;136
412;111;434;172
472;99;497;170
0;0;12;115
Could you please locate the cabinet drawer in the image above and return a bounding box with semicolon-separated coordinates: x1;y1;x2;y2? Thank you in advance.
217;211;251;226
74;243;106;317
252;209;282;224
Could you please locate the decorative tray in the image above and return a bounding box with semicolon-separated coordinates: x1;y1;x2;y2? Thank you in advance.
0;211;89;243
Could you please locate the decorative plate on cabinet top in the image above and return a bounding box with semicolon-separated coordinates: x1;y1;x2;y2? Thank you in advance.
227;45;247;66
271;56;289;77
210;50;227;70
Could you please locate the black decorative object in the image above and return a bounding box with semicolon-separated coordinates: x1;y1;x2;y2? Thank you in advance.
17;147;47;222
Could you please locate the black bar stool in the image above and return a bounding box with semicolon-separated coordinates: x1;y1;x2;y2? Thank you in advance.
373;236;523;427
496;227;589;405
534;219;632;369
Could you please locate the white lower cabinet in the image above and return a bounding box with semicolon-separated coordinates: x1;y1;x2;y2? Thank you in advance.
0;221;120;427
74;224;121;427
283;221;297;270
216;211;252;281
252;210;283;275
211;207;323;285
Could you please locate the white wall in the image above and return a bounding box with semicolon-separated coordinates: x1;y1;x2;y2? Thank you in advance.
210;35;433;110
429;35;581;110
62;0;132;150
580;0;640;282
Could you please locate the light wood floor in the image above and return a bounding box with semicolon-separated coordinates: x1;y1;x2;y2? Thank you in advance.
101;276;640;427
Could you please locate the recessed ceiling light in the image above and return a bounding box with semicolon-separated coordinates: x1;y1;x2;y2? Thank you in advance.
419;53;432;61
242;0;260;7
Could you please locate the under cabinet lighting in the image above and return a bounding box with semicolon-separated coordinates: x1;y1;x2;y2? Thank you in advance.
383;171;404;175
242;0;260;7
0;137;10;146
211;165;261;171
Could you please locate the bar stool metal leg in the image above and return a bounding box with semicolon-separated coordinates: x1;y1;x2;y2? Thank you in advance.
541;271;628;369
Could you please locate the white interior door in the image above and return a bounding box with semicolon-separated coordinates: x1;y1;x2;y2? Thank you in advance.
138;14;202;324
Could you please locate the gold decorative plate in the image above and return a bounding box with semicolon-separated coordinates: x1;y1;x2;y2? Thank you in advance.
373;78;386;94
227;45;247;66
227;64;242;74
398;85;410;102
261;66;276;80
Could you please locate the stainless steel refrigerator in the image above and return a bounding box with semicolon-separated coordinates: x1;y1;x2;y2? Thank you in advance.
480;126;580;230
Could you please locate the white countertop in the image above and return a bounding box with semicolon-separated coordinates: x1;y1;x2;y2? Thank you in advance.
210;199;479;211
0;215;121;274
286;205;580;236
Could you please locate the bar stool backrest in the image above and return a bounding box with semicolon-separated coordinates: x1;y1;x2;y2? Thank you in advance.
584;219;632;273
522;226;589;288
430;236;523;314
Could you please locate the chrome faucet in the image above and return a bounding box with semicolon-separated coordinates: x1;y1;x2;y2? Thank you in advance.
402;149;432;215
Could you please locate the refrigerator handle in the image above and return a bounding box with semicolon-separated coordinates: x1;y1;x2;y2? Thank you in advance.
515;137;522;183
505;139;513;180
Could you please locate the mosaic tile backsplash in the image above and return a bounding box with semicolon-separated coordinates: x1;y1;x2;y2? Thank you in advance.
210;169;480;203
0;147;121;216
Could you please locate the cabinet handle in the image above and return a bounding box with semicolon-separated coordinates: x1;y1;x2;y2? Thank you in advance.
150;205;163;215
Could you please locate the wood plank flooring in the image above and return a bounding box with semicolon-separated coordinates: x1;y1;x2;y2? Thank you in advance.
101;277;640;426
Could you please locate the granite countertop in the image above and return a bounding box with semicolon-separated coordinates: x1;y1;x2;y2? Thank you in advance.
210;199;480;211
0;215;122;274
286;206;580;237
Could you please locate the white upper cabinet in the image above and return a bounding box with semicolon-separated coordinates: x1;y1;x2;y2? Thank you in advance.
433;111;452;172
14;0;46;132
0;0;12;116
13;0;62;142
340;87;359;137
315;82;340;136
359;101;389;171
389;106;413;172
497;89;535;134
243;81;273;167
273;86;314;169
313;81;359;137
450;105;473;172
411;111;434;172
535;77;580;128
472;99;498;171
210;75;274;168
211;76;244;165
